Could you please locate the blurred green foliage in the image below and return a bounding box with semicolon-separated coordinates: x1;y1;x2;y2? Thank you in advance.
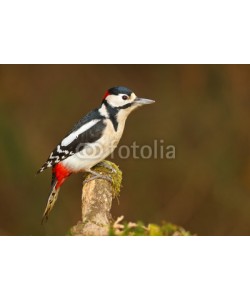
109;217;192;236
0;65;250;235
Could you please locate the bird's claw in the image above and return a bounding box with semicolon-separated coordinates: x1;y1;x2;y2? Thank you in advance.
83;173;112;185
95;161;117;173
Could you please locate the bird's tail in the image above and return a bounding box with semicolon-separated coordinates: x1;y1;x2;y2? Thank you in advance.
41;175;60;224
41;163;71;223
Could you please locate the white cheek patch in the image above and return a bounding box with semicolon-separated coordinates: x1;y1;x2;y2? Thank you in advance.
61;119;100;146
106;94;123;107
106;94;134;107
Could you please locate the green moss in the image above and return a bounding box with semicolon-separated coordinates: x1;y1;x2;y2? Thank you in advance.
148;224;162;236
109;216;193;236
83;160;122;197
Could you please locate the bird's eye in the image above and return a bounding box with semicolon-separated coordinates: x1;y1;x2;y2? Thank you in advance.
122;95;129;100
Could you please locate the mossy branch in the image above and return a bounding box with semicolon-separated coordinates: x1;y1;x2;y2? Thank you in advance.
69;160;193;236
70;161;122;236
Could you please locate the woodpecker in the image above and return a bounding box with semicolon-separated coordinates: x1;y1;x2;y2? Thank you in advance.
38;86;155;222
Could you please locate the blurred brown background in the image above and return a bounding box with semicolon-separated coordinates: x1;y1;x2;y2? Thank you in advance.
0;65;250;235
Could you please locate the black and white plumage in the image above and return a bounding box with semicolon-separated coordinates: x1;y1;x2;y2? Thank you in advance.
37;109;106;173
38;86;155;221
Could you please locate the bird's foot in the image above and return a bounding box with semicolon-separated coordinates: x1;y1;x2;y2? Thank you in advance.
95;161;117;173
83;170;112;184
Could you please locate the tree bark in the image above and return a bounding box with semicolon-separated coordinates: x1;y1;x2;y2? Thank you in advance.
70;161;122;236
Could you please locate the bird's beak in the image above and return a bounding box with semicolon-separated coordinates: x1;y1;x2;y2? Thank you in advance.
134;97;155;105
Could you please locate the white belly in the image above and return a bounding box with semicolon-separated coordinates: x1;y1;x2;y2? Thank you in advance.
61;119;125;173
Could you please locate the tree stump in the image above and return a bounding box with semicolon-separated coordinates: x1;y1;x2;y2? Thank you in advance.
70;161;122;236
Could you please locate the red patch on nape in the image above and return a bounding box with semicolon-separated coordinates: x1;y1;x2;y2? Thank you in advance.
102;90;110;100
53;163;71;189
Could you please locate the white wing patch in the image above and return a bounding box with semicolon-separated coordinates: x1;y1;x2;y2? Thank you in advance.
61;119;100;147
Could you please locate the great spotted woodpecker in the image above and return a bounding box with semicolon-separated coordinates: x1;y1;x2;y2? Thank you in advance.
38;86;155;222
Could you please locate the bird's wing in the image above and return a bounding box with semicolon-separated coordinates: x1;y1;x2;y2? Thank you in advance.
37;109;105;173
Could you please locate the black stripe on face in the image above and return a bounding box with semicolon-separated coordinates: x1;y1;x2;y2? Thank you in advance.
119;102;133;109
103;100;133;131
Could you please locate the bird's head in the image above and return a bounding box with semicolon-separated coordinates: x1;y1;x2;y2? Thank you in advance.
102;86;155;117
